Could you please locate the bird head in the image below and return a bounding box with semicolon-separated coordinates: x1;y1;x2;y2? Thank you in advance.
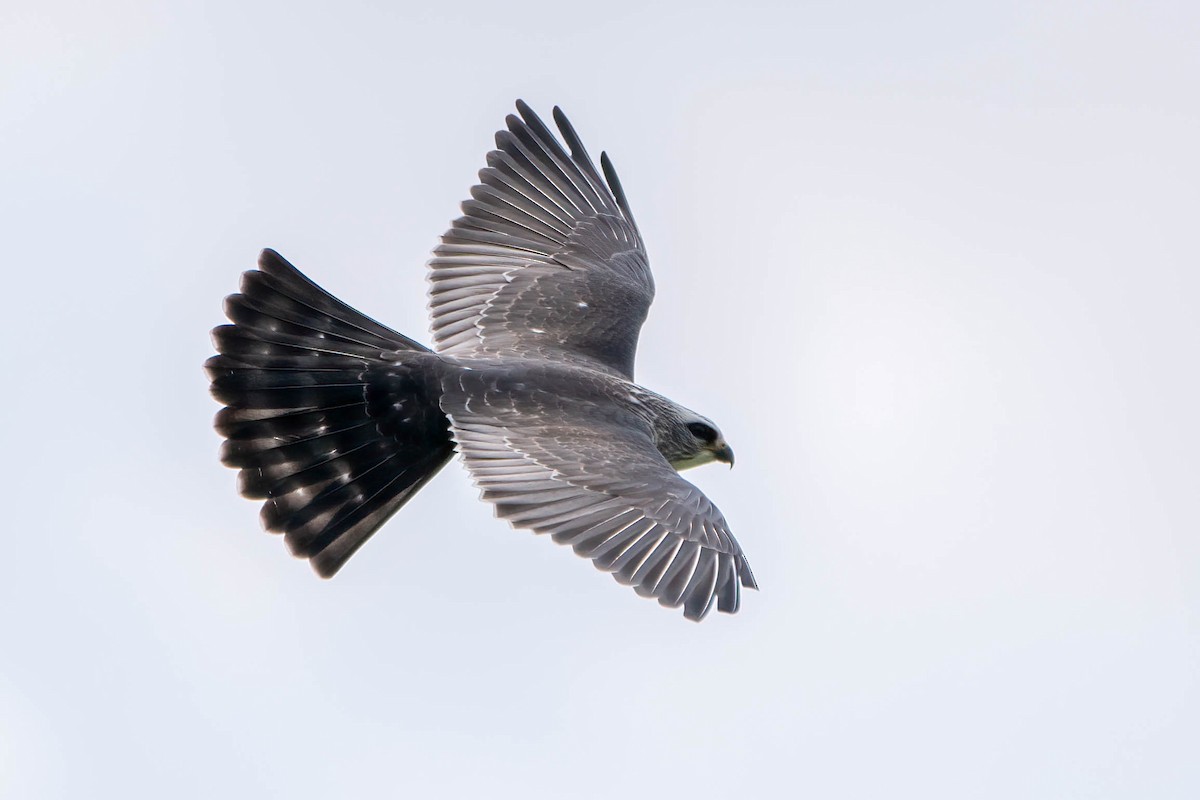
660;411;734;471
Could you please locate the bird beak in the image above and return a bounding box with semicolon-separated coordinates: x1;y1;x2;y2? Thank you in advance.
713;442;735;468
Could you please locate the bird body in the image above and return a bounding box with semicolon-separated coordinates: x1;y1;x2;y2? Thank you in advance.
208;101;755;620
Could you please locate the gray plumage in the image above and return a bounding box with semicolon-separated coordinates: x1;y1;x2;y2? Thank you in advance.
207;100;756;620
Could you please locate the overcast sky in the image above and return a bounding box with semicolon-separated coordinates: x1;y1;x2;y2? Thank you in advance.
2;1;1197;797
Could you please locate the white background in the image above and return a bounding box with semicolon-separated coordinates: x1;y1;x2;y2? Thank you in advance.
2;1;1197;797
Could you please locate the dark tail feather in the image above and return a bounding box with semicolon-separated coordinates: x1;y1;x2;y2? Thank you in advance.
207;249;454;577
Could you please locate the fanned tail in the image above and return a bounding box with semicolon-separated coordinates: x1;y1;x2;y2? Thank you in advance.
206;249;454;576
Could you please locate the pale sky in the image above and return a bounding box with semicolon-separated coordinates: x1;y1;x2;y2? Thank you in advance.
2;1;1197;797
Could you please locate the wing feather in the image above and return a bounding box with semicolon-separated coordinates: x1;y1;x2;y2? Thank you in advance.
428;101;653;379
441;374;755;621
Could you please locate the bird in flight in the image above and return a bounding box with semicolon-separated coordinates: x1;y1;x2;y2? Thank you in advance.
207;101;756;620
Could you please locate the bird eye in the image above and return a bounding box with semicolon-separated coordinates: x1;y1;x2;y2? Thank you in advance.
687;422;717;442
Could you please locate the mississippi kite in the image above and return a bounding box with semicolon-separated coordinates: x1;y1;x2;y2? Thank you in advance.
207;101;757;620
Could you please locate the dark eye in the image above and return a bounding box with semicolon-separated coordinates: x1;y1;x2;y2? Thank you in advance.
687;422;717;442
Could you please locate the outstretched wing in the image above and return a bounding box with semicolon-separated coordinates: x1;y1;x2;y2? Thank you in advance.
440;369;756;621
428;101;653;380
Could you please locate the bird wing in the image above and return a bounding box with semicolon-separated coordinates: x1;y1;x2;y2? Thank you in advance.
428;101;653;380
440;368;756;620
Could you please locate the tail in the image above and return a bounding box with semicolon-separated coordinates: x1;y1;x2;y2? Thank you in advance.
206;249;454;577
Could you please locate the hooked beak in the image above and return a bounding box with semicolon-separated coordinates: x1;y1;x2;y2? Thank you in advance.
713;442;735;468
